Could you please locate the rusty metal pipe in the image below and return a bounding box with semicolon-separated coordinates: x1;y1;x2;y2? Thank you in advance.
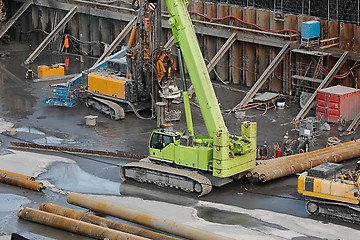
247;139;360;182
67;192;232;240
17;207;149;240
0;169;35;181
39;203;179;240
0;174;44;191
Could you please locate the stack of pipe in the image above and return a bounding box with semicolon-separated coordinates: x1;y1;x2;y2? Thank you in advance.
17;194;230;239
17;207;148;240
67;192;233;240
39;203;179;240
246;139;360;182
0;170;44;191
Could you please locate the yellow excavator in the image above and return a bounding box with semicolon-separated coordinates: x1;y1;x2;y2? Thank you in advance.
298;161;360;223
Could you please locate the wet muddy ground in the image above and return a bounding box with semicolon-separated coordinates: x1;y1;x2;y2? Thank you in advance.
1;42;360;239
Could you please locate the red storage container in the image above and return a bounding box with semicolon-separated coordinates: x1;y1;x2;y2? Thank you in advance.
316;85;360;123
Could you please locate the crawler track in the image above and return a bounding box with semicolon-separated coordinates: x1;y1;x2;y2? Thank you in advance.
307;200;360;224
86;96;125;120
120;160;212;196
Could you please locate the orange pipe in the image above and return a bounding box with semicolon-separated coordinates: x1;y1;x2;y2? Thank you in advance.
0;169;35;181
0;174;44;191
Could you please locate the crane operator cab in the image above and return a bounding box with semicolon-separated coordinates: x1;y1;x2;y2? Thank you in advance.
149;129;182;162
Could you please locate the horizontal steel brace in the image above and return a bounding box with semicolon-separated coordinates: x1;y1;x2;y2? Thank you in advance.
32;0;136;22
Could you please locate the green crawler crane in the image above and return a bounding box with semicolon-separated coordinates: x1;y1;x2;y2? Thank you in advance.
121;0;257;196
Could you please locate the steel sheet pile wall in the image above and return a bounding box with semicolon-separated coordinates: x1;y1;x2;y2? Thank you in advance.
7;0;360;90
256;9;270;90
207;0;360;25
268;11;285;92
229;4;242;84
216;3;229;81
204;2;217;80
242;7;256;87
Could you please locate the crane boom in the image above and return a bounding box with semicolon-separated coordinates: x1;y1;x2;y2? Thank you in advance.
121;0;257;196
166;0;227;137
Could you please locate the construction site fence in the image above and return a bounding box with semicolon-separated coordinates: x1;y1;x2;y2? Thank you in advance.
204;0;360;24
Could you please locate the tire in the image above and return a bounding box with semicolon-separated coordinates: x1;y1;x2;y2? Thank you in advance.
307;201;319;214
194;182;202;194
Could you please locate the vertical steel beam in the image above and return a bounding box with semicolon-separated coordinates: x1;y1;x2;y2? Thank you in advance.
90;16;100;56
94;16;137;66
24;6;77;64
235;42;290;109
215;4;229;81
293;51;349;122
0;0;33;39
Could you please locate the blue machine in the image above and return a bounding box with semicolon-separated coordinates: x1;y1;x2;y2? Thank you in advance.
42;48;127;107
301;21;320;39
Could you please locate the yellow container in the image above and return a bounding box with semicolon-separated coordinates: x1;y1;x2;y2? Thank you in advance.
88;73;126;99
37;65;64;78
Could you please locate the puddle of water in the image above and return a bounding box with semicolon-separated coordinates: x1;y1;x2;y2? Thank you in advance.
16;127;45;135
33;136;64;145
0;194;30;212
15;127;65;145
39;162;120;195
195;206;287;230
